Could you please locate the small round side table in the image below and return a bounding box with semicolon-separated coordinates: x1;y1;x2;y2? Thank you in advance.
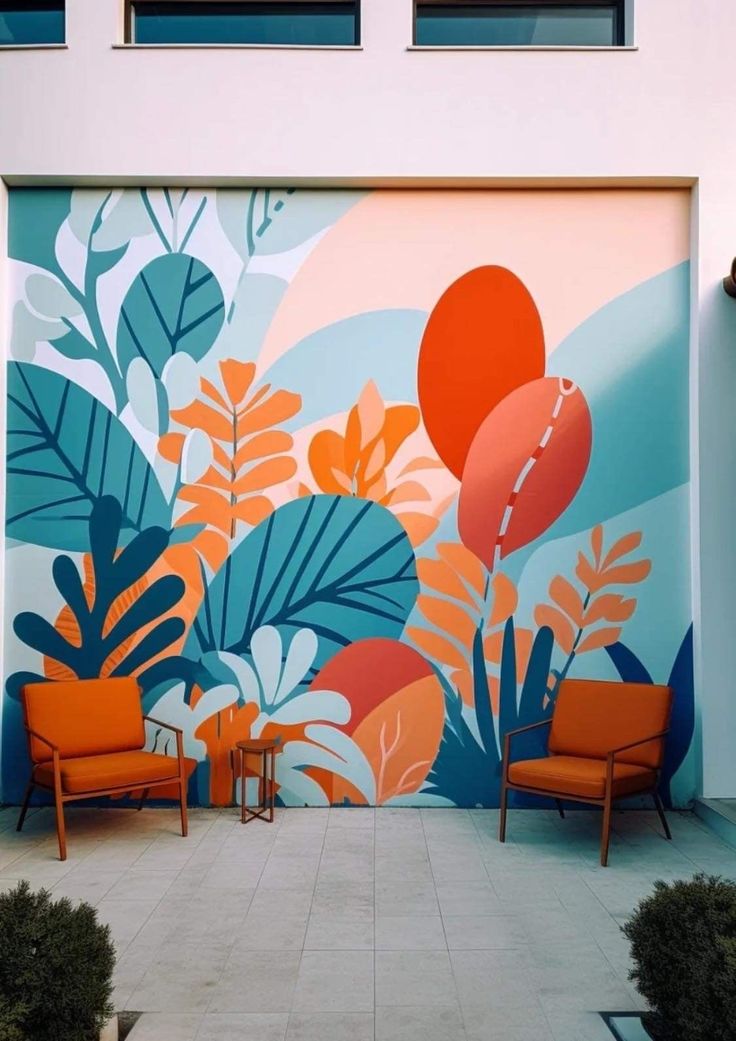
234;738;281;824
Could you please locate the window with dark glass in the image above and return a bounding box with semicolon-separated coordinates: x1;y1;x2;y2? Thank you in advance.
0;1;65;45
128;1;359;45
414;1;624;47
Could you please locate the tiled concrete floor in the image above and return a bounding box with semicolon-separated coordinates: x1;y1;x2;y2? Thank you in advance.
2;804;735;1041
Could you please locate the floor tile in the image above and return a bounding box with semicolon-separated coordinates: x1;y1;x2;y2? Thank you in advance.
375;951;458;1007
127;942;230;1012
286;1012;374;1040
451;949;536;1011
292;950;374;1013
436;880;502;916
443;914;527;950
235;913;308;950
376;881;439;916
249;887;315;917
209;951;301;1013
196;1013;289;1040
304;913;374;949
375;1005;467;1040
375;915;446;950
463;1005;555;1040
126;1013;203;1041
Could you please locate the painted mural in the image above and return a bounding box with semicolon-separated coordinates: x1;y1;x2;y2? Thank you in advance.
3;188;694;808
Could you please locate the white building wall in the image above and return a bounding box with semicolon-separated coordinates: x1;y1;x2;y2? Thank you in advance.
1;0;735;796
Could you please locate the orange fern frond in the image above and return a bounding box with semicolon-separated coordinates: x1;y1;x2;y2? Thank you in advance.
161;358;301;564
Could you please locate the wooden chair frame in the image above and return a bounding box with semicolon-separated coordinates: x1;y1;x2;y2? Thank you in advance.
17;715;188;862
499;719;672;866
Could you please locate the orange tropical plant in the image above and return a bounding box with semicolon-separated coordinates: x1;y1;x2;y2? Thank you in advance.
348;675;445;804
159;359;301;569
406;541;533;712
303;379;452;546
534;524;651;696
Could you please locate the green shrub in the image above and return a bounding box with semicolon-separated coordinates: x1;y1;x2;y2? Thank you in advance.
623;873;736;1041
0;880;115;1041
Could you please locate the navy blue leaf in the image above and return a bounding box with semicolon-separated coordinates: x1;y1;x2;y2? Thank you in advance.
605;641;653;684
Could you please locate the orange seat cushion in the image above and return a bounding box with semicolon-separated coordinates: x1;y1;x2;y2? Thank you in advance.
507;755;657;800
34;750;180;795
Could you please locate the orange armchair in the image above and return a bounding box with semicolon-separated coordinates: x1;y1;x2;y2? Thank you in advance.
17;677;188;861
499;678;673;866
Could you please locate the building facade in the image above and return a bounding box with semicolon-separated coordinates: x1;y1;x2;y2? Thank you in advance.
1;0;734;809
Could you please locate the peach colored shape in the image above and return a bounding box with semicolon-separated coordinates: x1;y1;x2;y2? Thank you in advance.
259;189;690;372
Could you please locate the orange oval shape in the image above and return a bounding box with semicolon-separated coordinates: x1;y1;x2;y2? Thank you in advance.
459;376;592;568
418;266;545;478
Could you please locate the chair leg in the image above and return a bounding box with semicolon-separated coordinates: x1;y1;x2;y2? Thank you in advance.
53;784;67;862
555;799;565;820
179;777;188;838
653;791;672;841
16;781;35;832
499;780;509;843
137;788;150;811
600;793;613;867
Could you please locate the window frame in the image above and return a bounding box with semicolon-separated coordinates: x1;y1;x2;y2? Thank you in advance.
412;0;626;49
0;0;66;48
124;0;361;47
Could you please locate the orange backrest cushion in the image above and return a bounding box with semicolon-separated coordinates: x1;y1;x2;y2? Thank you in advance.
548;679;672;769
23;678;145;762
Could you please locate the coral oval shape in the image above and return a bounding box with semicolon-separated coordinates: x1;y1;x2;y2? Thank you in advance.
309;637;433;734
418;266;545;478
459;376;592;567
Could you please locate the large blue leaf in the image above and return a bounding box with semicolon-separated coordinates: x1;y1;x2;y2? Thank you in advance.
7;362;170;550
186;495;419;673
116;252;225;378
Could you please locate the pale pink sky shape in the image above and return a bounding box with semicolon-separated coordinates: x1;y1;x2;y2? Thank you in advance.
259;189;690;372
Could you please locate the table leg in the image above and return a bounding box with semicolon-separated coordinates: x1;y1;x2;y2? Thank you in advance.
269;747;275;822
240;748;246;824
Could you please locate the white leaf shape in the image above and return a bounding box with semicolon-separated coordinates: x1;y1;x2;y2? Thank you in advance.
268;691;350;727
273;627;319;705
181;428;212;484
25;273;82;320
214;651;260;702
162;352;200;410
69;189;151;252
10;300;65;361
251;625;283;705
276;766;331;807
146;681;239;760
126;357;160;434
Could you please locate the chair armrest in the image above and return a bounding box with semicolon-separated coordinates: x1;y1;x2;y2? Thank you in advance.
144;715;183;736
606;730;669;761
502;719;552;777
505;719;553;740
144;716;185;766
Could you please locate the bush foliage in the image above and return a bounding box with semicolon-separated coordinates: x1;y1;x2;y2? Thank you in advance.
0;880;115;1041
623;873;736;1041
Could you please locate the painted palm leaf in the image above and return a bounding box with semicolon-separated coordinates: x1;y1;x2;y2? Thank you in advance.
7;362;169;550
187;494;419;675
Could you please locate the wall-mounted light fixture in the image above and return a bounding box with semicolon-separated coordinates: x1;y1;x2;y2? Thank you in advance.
724;259;736;298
